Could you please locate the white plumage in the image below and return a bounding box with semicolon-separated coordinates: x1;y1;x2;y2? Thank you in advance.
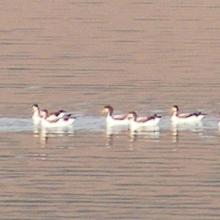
32;104;76;128
128;111;161;131
40;109;75;128
103;105;129;127
171;105;206;124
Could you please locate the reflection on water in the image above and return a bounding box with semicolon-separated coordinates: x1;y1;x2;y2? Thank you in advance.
171;122;204;143
105;120;162;147
129;130;160;142
33;125;75;147
106;124;128;135
0;116;219;144
1;117;220;219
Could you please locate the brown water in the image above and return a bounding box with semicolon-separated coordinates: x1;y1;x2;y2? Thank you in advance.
1;1;220;219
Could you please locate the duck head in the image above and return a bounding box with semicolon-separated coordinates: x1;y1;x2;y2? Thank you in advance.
172;105;179;116
127;111;138;121
32;104;40;113
41;109;49;119
102;105;114;116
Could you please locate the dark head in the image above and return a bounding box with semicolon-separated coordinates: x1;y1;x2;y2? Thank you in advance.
127;111;138;121
102;105;114;115
32;104;39;108
41;109;49;119
171;105;179;116
172;105;179;112
32;104;39;112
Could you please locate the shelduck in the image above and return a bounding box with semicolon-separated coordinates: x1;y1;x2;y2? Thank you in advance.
102;105;129;126
40;109;76;128
128;111;161;131
171;105;206;124
32;104;72;124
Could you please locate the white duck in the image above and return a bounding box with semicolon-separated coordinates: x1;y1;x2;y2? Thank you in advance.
40;109;76;128
32;104;71;124
32;104;44;125
171;105;206;124
102;105;129;126
128;111;161;131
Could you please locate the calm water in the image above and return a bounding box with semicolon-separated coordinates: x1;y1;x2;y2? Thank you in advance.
1;1;220;219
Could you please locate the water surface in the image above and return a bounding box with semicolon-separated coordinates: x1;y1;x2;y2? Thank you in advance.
1;1;220;219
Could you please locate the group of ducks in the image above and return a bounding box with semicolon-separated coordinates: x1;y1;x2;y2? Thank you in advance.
103;105;206;131
32;103;207;131
32;104;76;128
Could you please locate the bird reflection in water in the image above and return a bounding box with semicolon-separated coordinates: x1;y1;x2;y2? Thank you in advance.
171;122;204;144
105;124;160;148
105;125;128;147
129;128;160;151
129;129;160;143
33;125;75;146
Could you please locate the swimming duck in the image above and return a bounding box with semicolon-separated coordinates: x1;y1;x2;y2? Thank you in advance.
32;104;72;123
102;105;129;126
171;105;206;124
40;109;76;128
128;111;161;131
32;104;44;125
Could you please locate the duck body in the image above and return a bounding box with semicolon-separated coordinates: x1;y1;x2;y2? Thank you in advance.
46;110;69;122
106;114;129;126
171;105;206;125
128;111;161;131
41;117;75;128
171;113;205;124
103;105;129;127
40;110;76;128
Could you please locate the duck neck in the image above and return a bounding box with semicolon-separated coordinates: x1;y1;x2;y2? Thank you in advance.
172;110;179;117
33;109;40;118
108;108;113;117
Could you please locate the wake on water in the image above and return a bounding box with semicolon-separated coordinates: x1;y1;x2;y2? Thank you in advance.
0;116;105;133
0;115;218;134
